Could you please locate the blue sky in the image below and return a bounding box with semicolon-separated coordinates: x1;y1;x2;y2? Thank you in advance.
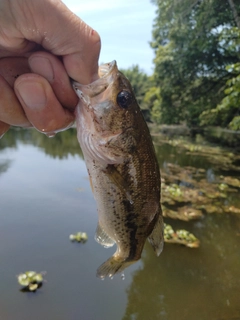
62;0;156;74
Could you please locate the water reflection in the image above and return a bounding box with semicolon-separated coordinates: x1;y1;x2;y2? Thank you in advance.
0;159;11;175
0;129;18;150
123;214;240;320
29;129;84;159
122;134;240;320
0;127;83;159
206;168;215;183
0;128;239;320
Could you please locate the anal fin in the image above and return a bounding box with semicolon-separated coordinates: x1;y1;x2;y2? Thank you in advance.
95;223;115;248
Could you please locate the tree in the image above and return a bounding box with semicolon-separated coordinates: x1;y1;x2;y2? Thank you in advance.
120;65;153;108
143;86;162;123
200;28;240;130
150;0;240;126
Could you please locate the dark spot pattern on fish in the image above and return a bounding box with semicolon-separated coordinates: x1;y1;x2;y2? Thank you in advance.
121;206;140;261
75;60;164;278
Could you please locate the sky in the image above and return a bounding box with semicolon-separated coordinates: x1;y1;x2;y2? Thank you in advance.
62;0;157;74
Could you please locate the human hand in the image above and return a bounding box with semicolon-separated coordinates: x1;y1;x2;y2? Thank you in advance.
0;0;100;138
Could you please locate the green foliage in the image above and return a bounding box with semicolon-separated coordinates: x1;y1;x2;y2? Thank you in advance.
229;116;240;130
120;65;153;108
150;0;240;126
143;87;162;123
200;61;240;130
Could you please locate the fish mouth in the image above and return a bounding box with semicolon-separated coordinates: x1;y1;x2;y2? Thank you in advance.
98;60;117;78
73;60;118;99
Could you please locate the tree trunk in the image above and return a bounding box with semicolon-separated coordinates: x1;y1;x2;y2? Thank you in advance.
227;0;240;29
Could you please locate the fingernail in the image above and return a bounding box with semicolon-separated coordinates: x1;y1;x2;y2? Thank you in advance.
16;82;47;109
29;56;54;82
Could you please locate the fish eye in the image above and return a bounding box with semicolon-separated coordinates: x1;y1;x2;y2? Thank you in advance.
117;90;133;109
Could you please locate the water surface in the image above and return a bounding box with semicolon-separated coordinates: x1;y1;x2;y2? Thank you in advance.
0;128;239;320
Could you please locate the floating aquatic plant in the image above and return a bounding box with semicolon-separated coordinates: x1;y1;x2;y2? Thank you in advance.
160;161;240;220
69;232;88;243
164;224;200;248
153;133;240;172
162;205;203;221
18;271;45;292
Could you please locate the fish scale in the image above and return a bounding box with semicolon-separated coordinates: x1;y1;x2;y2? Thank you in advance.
74;60;164;279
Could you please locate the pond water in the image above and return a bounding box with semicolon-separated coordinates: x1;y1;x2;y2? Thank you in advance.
0;128;239;320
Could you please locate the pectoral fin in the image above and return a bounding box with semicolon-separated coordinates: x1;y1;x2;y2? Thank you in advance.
104;164;132;203
95;223;115;248
148;213;164;256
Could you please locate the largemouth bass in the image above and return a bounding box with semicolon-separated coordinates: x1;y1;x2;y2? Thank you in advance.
74;61;164;279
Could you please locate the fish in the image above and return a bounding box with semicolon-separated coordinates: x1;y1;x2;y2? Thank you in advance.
73;61;164;279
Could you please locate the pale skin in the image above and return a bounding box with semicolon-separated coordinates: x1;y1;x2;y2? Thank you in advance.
0;0;101;138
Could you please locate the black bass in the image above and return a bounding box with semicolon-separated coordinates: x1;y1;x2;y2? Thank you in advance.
74;61;164;279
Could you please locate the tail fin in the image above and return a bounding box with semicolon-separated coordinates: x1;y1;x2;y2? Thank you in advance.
148;213;164;256
96;256;136;279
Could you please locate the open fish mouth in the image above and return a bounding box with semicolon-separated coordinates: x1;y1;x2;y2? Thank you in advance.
98;60;117;78
73;61;118;99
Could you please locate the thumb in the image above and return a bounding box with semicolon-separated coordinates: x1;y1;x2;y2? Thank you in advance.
4;0;101;84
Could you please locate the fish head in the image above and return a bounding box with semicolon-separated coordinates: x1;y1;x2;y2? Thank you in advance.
73;61;140;138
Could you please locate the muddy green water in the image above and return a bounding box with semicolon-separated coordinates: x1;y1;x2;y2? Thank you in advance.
0;128;239;320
